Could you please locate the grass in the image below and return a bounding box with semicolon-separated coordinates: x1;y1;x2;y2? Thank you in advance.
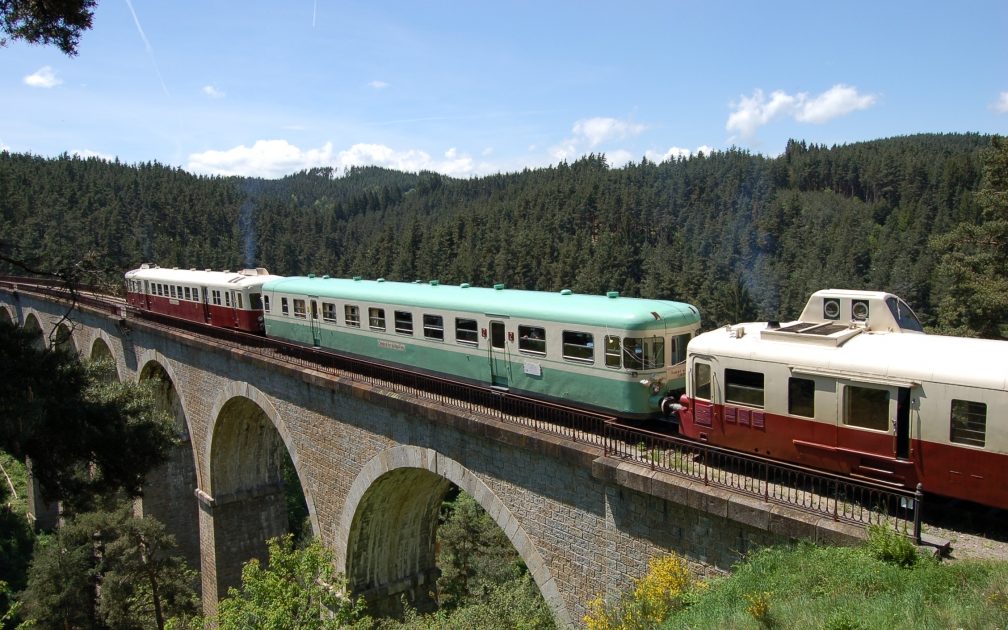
661;541;1008;630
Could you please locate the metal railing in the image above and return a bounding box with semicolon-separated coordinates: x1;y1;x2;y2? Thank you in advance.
605;422;921;538
0;275;922;538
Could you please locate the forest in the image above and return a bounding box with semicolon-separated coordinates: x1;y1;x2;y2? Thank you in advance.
0;132;1004;336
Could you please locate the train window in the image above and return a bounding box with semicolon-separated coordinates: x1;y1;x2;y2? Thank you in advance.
886;297;924;332
605;336;621;368
263;295;271;312
213;290;222;306
950;400;986;447
369;308;385;331
249;292;262;309
788;377;815;417
726;369;764;408
321;302;336;322
293;299;307;319
395;311;413;335
423;315;444;340
624;337;665;370
345;305;360;327
176;285;183;298
236;293;244;309
563;331;594;363
225;292;231;307
673;333;691;365
193;288;200;302
844;386;889;431
455;318;478;345
281;297;289;316
695;363;712;400
170;285;177;298
184;287;191;300
519;325;546;354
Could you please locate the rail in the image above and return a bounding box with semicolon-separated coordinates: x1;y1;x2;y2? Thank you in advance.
0;274;922;538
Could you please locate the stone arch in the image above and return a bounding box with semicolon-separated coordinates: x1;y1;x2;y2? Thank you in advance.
53;321;77;356
201;383;320;608
89;332;120;382
135;353;202;574
0;304;12;325
22;312;46;350
337;445;571;627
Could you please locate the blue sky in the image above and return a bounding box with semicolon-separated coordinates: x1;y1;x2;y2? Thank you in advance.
3;1;1007;178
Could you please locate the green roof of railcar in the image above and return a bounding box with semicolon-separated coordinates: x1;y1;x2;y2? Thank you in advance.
262;277;700;330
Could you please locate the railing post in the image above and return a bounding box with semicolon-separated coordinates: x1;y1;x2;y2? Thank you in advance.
913;483;923;545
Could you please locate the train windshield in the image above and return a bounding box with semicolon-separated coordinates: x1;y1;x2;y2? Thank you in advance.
624;336;665;370
885;297;923;332
249;292;263;309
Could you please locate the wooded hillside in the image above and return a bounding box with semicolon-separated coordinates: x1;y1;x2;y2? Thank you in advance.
0;133;999;332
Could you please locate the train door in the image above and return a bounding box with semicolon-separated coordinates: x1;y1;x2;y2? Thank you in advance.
837;382;898;459
143;281;151;309
228;290;239;327
488;320;510;387
690;357;717;432
309;297;321;347
201;287;211;323
896;387;911;459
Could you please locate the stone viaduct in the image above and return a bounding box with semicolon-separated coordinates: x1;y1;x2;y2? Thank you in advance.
0;287;863;627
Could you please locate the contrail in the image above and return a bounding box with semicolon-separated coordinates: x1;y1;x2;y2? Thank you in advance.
124;0;170;96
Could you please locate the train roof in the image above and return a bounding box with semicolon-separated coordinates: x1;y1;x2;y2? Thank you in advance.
263;276;701;330
689;321;1008;391
125;265;283;289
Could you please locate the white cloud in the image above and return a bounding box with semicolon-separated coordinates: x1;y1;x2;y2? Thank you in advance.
572;116;646;147
995;92;1008;114
369;80;389;89
606;149;634;168
726;84;877;139
202;85;225;98
644;145;715;162
71;149;115;161
186;139;479;178
24;66;62;88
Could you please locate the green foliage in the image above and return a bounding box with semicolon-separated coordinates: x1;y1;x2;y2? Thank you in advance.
0;322;175;512
19;504;199;630
0;0;95;55
932;135;1008;338
661;542;1008;629
379;574;555;630
175;534;370;630
0;452;34;624
435;491;524;610
864;523;920;567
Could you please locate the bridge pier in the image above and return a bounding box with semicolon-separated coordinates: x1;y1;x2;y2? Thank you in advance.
196;484;288;614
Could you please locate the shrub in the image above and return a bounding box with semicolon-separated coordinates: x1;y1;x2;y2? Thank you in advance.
584;553;703;630
865;523;919;567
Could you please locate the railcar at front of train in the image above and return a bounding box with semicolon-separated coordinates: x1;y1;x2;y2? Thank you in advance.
675;289;1008;510
260;276;701;420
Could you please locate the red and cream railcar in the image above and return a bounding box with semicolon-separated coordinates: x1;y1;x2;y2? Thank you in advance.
677;289;1008;509
125;264;282;333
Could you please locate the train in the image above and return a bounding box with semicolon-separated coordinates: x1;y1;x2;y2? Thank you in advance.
676;289;1008;510
124;264;701;419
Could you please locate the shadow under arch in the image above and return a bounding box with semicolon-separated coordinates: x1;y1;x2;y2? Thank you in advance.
200;382;320;606
337;445;572;627
22;312;45;350
53;321;77;356
0;305;12;325
135;352;202;575
89;333;120;382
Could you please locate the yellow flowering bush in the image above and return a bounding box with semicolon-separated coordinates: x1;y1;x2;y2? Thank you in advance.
584;554;704;630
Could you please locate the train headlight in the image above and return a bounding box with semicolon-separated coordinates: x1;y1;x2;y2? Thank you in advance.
651;382;662;395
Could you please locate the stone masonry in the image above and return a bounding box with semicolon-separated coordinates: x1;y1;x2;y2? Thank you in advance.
1;288;864;628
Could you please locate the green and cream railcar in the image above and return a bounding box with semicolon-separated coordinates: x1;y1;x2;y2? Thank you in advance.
261;276;701;419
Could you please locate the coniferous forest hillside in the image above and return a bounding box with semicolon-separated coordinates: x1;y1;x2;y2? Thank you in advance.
0;133;1000;333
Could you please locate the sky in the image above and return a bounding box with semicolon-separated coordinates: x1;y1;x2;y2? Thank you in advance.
2;1;1007;179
